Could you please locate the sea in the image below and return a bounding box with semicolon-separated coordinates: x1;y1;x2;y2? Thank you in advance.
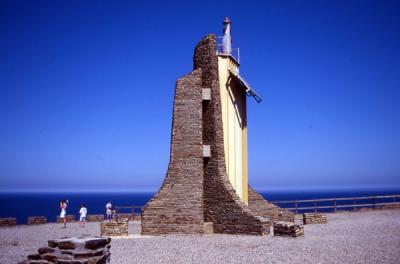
1;188;399;224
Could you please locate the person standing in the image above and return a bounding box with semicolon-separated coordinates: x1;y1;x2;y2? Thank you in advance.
106;201;112;221
79;203;87;227
60;199;68;228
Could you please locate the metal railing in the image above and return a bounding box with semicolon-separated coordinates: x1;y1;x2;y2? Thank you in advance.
216;36;240;64
114;205;143;217
272;194;400;214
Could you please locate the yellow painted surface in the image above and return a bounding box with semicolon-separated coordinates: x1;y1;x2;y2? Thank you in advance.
218;56;248;204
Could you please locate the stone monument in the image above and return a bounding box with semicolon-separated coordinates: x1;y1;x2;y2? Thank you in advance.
141;18;293;235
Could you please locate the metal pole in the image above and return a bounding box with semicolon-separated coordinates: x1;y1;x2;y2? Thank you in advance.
334;199;337;213
373;197;376;210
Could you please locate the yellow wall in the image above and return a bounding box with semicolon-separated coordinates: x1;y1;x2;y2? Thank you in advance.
218;56;248;204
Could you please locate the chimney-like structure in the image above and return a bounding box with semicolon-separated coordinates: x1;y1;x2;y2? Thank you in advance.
141;19;293;235
222;17;232;55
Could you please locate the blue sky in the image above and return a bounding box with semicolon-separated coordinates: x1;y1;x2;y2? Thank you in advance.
0;0;399;192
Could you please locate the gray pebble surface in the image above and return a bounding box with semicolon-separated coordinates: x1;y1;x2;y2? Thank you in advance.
1;210;399;264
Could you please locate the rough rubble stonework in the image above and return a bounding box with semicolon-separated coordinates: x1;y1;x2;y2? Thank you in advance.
0;217;17;227
141;34;293;235
141;68;204;235
273;221;304;237
248;187;294;222
100;219;129;236
27;216;47;225
303;213;327;224
19;236;111;264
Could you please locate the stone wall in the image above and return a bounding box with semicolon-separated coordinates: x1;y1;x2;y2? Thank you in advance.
273;221;304;237
56;215;75;223
303;213;327;224
248;187;294;223
198;35;270;235
87;215;105;222
0;217;16;227
100;220;129;236
27;216;47;225
19;236;111;264
141;68;205;235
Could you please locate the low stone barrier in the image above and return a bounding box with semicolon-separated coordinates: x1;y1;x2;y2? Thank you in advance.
381;204;400;210
273;221;304;237
303;213;327;224
100;219;129;236
87;214;105;222
27;216;47;225
0;217;17;227
56;215;75;223
19;236;111;264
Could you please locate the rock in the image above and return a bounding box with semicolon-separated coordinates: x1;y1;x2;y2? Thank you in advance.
84;238;110;250
273;221;304;237
38;247;55;254
27;254;42;260
47;240;58;248
58;240;76;250
21;237;111;264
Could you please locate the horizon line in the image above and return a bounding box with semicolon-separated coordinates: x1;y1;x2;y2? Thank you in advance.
1;185;400;194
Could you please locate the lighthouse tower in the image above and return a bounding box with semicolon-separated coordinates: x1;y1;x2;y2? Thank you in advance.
141;18;292;235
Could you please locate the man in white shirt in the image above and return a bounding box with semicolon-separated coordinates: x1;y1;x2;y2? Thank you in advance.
79;204;87;227
106;202;112;220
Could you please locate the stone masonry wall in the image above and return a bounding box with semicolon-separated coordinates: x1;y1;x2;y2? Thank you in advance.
0;218;16;227
198;35;270;235
248;187;294;223
27;216;47;225
100;220;129;236
141;68;205;235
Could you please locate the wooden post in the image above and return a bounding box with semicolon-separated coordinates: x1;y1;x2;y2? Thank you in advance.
353;199;356;211
295;201;298;214
314;202;317;213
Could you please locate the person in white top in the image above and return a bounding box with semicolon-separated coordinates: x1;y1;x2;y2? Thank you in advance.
79;203;87;227
106;201;112;221
60;199;68;228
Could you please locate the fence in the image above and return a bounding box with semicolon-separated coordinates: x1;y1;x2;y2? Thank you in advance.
114;205;142;218
114;195;400;218
272;195;400;214
216;36;240;64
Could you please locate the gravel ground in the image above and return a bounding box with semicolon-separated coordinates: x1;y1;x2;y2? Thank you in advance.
1;210;399;264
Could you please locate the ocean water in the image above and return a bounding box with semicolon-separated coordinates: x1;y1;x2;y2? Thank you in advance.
0;188;399;224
